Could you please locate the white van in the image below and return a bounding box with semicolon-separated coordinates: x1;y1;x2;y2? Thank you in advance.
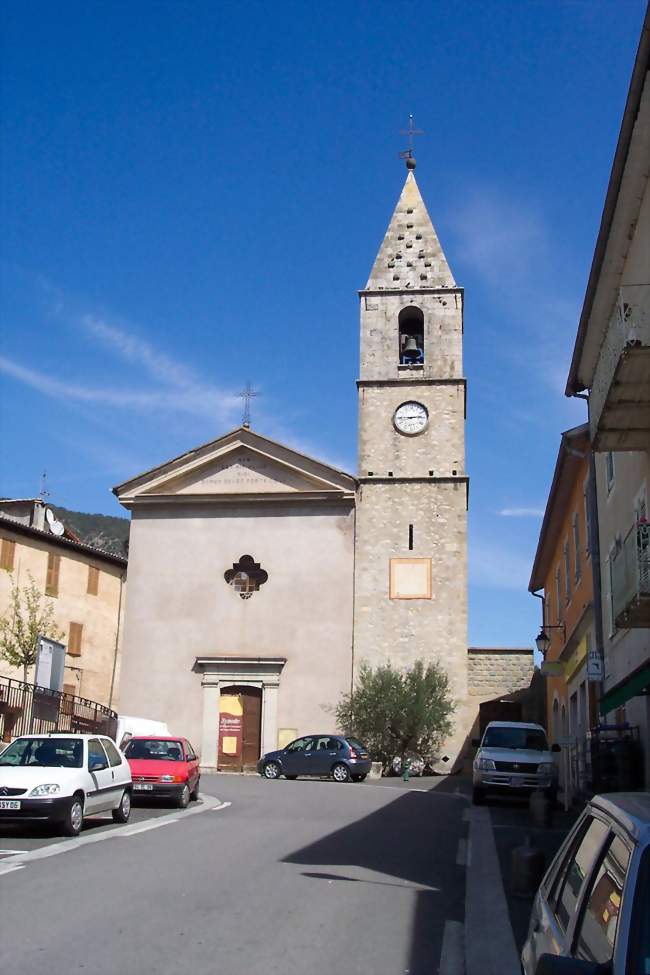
115;715;171;751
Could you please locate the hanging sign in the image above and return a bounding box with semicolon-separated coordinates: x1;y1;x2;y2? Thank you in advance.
587;648;604;682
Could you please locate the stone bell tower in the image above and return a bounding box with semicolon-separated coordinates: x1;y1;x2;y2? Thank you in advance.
353;155;469;731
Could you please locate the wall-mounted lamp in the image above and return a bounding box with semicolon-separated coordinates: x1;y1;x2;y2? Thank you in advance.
535;624;566;658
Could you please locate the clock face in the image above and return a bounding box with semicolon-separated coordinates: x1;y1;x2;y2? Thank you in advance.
394;401;428;435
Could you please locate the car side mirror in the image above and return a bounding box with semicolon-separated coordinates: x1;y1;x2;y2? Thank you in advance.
534;953;611;975
89;758;108;772
551;743;561;753
471;738;480;748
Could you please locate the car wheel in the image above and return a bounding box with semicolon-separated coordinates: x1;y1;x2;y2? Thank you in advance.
352;774;367;782
472;786;485;805
332;763;351;783
62;794;84;837
190;777;200;801
112;789;132;824
177;783;191;809
263;761;281;780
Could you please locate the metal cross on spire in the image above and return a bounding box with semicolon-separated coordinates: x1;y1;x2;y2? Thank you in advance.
239;382;259;429
399;114;424;170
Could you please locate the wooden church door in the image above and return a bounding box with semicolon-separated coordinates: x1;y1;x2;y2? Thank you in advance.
218;686;262;771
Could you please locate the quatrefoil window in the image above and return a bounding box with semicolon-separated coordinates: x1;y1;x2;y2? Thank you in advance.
224;555;268;600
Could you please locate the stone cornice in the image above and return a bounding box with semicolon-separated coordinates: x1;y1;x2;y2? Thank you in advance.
357;378;466;388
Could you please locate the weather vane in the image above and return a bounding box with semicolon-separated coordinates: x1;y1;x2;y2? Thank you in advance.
399;114;423;170
239;382;259;429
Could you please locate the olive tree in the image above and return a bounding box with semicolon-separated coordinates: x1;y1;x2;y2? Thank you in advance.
335;659;455;771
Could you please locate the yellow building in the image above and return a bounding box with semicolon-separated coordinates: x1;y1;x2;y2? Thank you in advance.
0;499;127;708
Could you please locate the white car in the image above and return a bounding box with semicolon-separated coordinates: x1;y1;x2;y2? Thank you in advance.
472;721;560;805
0;733;132;836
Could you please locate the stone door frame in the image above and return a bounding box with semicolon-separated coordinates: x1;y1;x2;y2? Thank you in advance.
195;656;286;769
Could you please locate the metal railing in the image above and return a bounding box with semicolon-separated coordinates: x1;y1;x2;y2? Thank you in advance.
612;521;650;625
0;676;117;742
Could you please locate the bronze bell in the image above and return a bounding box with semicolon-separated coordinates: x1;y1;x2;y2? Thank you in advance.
402;335;420;359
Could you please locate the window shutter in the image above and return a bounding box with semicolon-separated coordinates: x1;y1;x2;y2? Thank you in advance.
45;553;61;596
0;538;16;571
87;566;99;595
68;622;83;656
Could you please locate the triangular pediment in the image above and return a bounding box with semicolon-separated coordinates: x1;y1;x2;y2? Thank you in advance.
365;171;456;291
114;427;356;505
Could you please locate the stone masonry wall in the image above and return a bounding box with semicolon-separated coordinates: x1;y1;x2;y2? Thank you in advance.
468;649;534;698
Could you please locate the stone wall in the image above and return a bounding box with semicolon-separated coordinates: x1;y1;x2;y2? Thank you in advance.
467;647;535;698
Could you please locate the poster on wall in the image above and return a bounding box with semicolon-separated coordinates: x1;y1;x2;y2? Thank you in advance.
219;713;243;756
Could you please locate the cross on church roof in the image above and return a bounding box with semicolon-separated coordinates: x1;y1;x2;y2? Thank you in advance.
239;382;259;429
399;114;423;170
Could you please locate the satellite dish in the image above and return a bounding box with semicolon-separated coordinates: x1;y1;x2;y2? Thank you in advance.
45;508;65;536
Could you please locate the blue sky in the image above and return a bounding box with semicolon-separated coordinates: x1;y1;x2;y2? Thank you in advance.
1;1;646;648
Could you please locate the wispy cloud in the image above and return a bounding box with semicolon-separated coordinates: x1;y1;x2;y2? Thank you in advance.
452;189;548;285
469;540;533;591
498;507;544;518
449;186;582;400
1;305;242;424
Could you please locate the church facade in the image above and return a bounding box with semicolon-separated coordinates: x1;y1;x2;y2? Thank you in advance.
114;166;473;769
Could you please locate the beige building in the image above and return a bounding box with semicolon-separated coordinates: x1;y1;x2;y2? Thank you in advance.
115;163;525;770
0;499;127;708
565;12;650;786
114;428;356;769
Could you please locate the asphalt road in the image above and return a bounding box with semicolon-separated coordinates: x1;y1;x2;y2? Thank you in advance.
0;773;469;975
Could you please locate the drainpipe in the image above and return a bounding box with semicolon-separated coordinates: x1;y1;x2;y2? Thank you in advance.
108;571;126;710
572;392;605;720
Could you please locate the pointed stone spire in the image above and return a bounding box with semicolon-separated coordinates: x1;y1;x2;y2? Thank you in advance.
365;171;456;291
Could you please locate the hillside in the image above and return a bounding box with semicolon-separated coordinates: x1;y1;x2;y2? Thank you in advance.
52;505;130;558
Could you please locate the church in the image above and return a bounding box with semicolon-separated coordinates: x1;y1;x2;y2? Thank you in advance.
114;160;478;770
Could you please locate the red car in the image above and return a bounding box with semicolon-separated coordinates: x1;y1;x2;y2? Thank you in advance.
123;736;200;808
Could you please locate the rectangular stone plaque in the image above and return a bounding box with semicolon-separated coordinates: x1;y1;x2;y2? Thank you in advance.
389;558;432;599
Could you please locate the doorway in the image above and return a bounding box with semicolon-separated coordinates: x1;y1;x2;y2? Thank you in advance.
218;686;262;771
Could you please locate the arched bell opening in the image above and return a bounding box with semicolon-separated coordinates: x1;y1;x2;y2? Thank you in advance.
398;306;424;365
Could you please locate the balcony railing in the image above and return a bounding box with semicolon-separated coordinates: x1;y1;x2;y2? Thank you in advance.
590;284;650;451
612;521;650;629
0;676;117;743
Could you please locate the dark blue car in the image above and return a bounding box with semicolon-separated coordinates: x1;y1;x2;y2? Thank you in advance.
257;734;372;783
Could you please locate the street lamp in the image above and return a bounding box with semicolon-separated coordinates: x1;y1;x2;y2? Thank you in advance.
535;624;566;658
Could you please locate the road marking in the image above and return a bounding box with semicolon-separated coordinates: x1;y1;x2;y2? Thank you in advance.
464;806;520;975
439;919;465;975
0;796;224;877
211;801;231;812
0;863;25;875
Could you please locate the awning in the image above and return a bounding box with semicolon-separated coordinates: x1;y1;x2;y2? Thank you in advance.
599;662;650;715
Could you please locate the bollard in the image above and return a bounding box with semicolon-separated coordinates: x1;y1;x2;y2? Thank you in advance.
403;758;410;782
530;789;552;829
511;835;546;897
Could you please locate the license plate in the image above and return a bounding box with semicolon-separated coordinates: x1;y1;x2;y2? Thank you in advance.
0;800;20;810
134;784;153;791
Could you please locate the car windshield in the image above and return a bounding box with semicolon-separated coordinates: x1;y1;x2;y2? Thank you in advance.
0;737;83;768
124;739;185;761
481;727;548;751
